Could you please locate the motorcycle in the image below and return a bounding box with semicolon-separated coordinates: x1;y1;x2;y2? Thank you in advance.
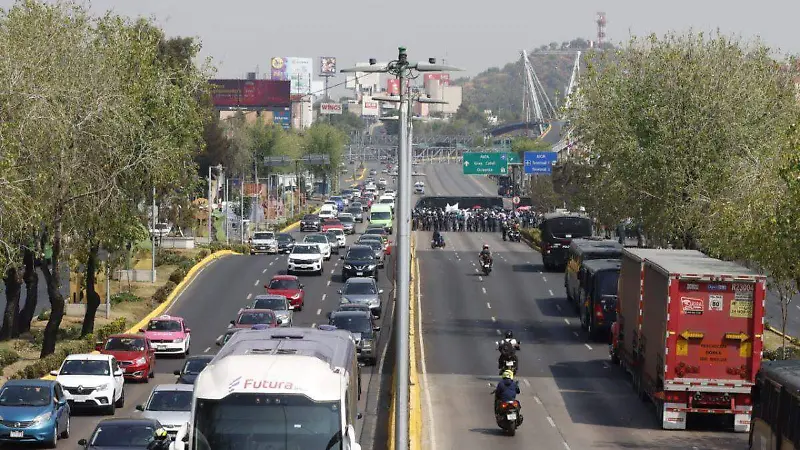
495;399;522;435
497;356;518;375
481;258;492;276
431;236;445;249
508;230;521;242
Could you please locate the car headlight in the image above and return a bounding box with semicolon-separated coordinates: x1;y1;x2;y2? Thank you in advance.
367;264;377;270
96;383;110;391
174;338;184;343
344;264;353;269
134;357;147;365
290;293;301;299
32;411;52;425
361;341;372;348
369;298;379;306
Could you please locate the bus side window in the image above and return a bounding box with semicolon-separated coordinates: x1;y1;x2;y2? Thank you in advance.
790;393;800;447
767;382;781;432
779;387;791;439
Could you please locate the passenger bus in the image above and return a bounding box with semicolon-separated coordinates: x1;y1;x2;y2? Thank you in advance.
750;360;800;449
176;327;362;450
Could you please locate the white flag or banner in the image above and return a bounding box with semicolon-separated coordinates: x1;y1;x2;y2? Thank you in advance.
445;203;459;212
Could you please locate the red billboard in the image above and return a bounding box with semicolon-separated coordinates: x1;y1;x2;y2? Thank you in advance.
387;79;400;95
209;79;290;108
424;73;451;87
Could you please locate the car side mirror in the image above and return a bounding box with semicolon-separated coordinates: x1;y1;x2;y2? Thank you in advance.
373;326;381;332
173;370;181;376
264;284;268;289
114;369;124;377
378;289;384;294
276;319;283;325
326;312;332;319
230;320;235;325
215;337;223;346
299;284;304;289
78;439;88;446
49;370;58;377
182;434;189;443
139;328;146;333
289;305;295;310
337;289;342;294
135;404;144;411
357;412;363;419
185;328;191;333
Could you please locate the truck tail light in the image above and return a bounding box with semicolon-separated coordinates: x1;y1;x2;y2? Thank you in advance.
726;365;750;379
595;302;604;318
675;362;700;377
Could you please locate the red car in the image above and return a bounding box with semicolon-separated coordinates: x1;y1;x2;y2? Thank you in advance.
321;219;343;232
265;275;305;310
96;334;156;381
230;309;281;329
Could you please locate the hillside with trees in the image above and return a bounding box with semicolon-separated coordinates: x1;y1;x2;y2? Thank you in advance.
453;38;615;123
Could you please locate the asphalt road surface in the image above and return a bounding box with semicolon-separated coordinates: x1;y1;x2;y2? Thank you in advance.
44;166;394;450
415;163;749;450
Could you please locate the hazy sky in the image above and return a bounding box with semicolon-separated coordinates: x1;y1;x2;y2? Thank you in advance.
5;0;798;80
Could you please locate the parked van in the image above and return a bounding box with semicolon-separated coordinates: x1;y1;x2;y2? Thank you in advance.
368;204;393;234
577;258;620;340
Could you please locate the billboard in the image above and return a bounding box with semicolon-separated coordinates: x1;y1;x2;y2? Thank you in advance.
270;107;291;129
270;57;313;95
361;97;379;116
387;79;400;95
424;73;451;87
319;57;337;76
320;103;343;115
209;79;291;108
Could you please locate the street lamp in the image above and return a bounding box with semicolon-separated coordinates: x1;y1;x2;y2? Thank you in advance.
208;164;223;243
341;48;461;450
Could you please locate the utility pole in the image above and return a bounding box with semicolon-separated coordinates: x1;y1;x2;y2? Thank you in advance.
225;177;230;245
239;175;244;244
207;165;212;243
151;184;156;283
342;48;460;450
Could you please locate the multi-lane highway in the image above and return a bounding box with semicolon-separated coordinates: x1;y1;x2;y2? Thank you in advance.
415;163;749;450
45;170;394;450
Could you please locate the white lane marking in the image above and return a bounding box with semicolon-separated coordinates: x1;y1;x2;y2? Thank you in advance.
547;416;556;427
321;294;327;301
542;276;547;282
331;269;335;274
549;289;554;296
585;343;593;350
478;276;483;282
572;331;579;337
602;362;610;369
491;316;496;322
496;329;501;335
262;268;267;273
246;293;252;300
335;262;339;267
481;287;487;294
556;304;562;312
486;302;491;309
316;308;322;315
204;347;211;353
564;443;572;450
797;305;800;310
523;379;531;387
327;280;331;286
533;395;542;404
254;279;260;286
311;323;316;328
564;318;570;325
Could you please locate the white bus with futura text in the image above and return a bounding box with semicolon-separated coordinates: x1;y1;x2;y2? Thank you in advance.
177;327;362;450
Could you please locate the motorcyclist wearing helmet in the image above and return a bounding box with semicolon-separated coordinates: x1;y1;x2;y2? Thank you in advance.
432;229;444;247
479;244;492;265
497;330;521;371
492;370;523;421
152;427;171;449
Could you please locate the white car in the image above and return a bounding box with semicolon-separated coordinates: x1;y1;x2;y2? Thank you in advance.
331;228;347;247
150;222;171;238
51;353;125;414
304;234;332;260
319;204;337;219
414;182;425;194
378;195;395;212
287;243;324;275
250;231;278;254
384;190;396;199
378;178;387;188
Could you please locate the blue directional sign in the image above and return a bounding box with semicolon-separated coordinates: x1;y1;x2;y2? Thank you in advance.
523;151;558;174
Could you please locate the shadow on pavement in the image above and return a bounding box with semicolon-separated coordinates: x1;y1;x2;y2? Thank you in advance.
534;298;575;318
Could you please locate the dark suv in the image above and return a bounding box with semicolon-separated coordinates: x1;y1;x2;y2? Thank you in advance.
578;259;620;340
300;214;321;232
539;212;592;271
341;245;380;281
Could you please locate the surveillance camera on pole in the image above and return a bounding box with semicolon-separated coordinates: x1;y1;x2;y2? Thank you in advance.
341;48;462;450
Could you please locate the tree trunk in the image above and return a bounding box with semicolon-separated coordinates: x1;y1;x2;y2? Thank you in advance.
17;247;39;336
81;243;101;337
1;267;22;340
40;225;65;359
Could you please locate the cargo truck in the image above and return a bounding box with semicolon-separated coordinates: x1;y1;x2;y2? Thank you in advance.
610;248;766;432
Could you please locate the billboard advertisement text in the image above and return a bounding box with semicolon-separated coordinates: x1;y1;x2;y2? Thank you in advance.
270;57;313;95
320;103;343;115
424;73;451;87
319;57;336;76
209;79;290;108
361;97;379;117
387;79;399;95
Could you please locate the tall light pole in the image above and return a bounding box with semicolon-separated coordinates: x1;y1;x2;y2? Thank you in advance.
342;48;460;450
208;164;223;243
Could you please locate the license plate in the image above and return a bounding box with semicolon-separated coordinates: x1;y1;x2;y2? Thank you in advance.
9;431;22;438
72;395;88;402
505;361;514;366
156;345;167;350
506;413;517;420
357;272;364;276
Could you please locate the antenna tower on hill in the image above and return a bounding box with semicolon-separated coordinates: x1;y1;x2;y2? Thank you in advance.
596;12;607;47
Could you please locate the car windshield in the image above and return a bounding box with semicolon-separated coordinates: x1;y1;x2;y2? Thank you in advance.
344;283;377;295
253;297;287;310
379;198;392;204
147;390;193;412
365;229;385;236
302;215;317;221
332;229;344;235
276;234;293;243
595;271;620;298
193;394;342;450
104;337;146;352
325;232;338;242
147;320;182;332
0;385;51;407
90;423;156;447
324;221;341;226
253;232;274;240
268;279;299;290
346;248;375;261
340;216;354;223
292;245;318;254
331;315;373;335
543;217;592;239
305;235;327;243
364;242;382;251
59;359;110;376
182;358;211;375
238;311;275;325
371;211;391;220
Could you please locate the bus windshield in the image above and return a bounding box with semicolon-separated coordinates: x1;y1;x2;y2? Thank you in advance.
193;393;342;450
371;212;391;221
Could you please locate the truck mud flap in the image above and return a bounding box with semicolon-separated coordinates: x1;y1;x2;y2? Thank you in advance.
661;402;687;430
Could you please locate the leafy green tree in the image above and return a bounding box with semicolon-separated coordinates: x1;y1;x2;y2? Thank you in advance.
303;124;347;191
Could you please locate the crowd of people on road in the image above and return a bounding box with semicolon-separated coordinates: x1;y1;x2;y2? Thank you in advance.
411;207;538;232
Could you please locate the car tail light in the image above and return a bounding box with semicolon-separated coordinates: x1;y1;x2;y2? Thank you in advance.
594;302;604;319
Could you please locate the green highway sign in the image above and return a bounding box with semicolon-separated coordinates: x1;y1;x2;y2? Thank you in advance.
505;152;521;165
463;152;508;175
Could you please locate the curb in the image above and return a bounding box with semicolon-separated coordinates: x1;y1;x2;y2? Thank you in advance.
520;232;541;252
766;325;800;345
409;235;422;450
40;249;238;380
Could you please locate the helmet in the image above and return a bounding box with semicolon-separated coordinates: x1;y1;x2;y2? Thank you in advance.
483;244;489;250
155;427;168;440
502;370;514;379
505;330;514;339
